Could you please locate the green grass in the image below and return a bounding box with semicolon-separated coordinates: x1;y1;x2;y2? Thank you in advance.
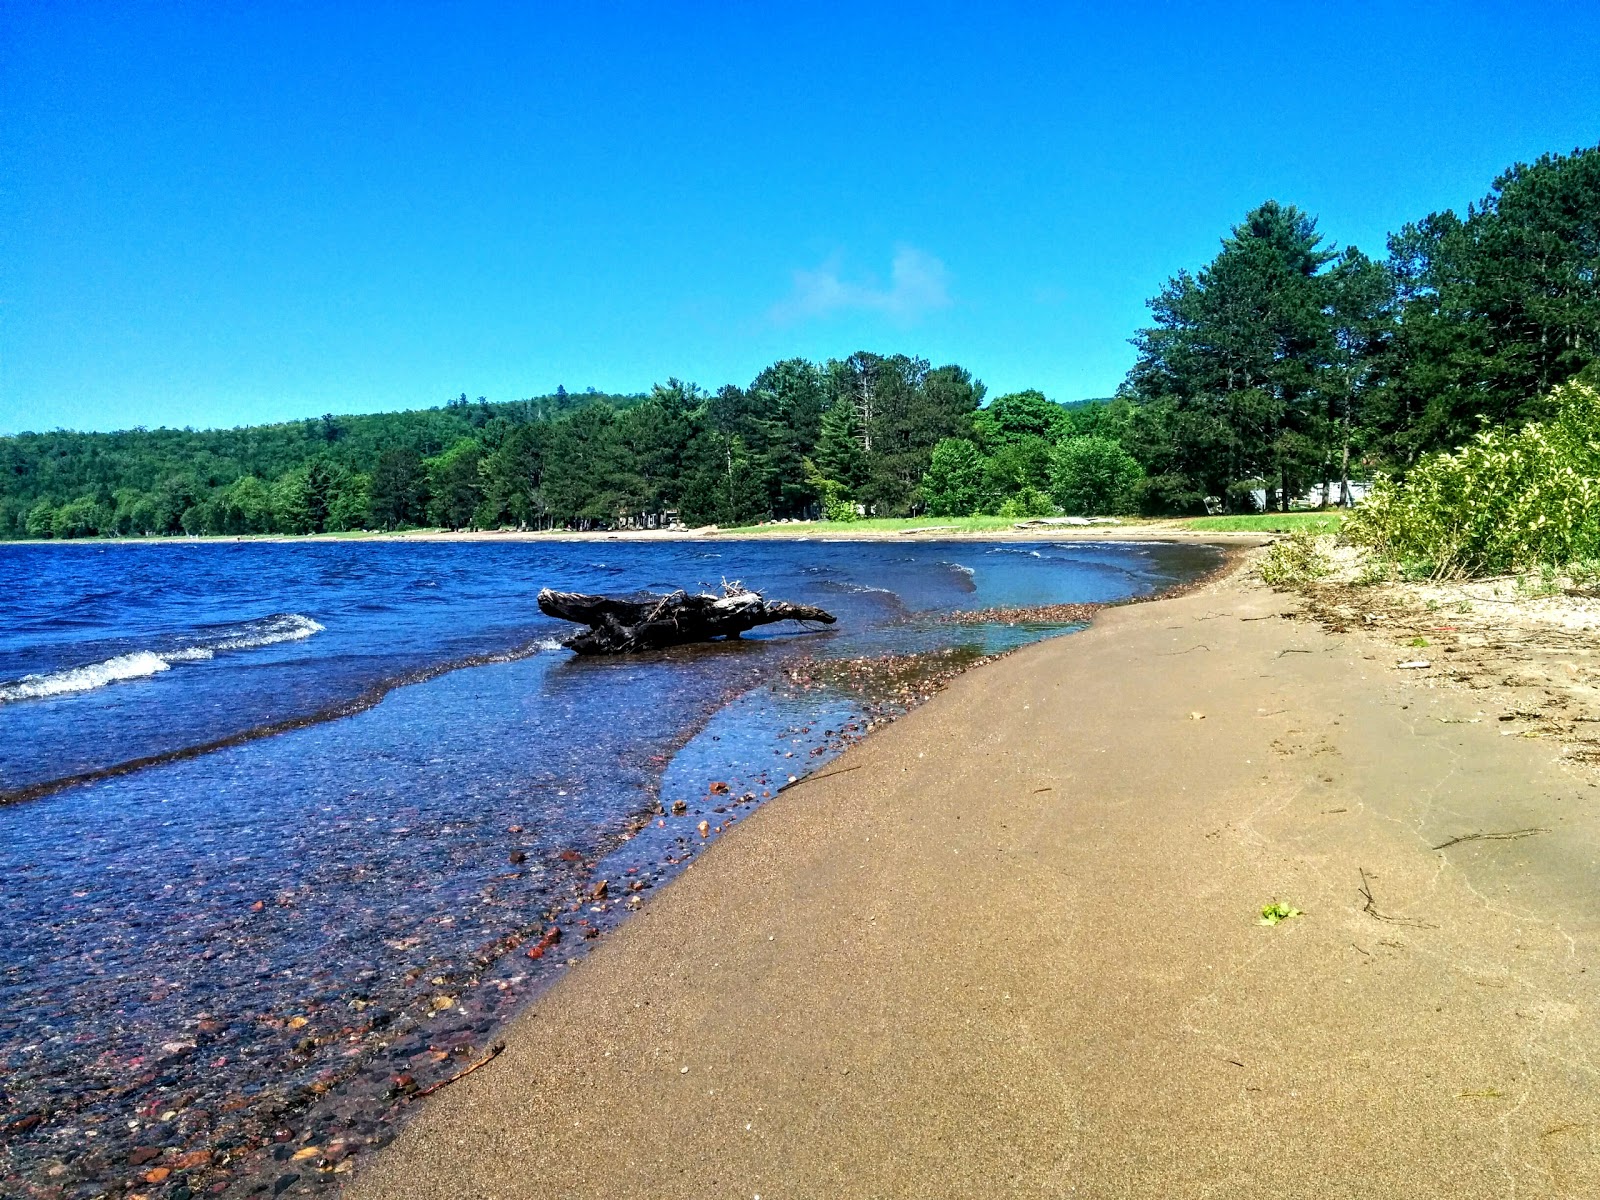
1182;511;1347;534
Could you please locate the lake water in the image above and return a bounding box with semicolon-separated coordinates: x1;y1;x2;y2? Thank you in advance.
0;537;1217;1198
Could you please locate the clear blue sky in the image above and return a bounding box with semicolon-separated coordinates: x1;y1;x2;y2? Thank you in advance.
2;2;1597;435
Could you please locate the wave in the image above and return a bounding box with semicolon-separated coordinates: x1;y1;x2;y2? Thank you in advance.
0;651;174;701
819;580;898;596
1;631;554;807
0;614;324;704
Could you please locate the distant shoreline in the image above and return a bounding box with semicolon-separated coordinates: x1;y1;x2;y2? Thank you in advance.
0;519;1280;548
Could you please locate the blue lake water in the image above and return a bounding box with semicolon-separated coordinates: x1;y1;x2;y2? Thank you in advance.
0;537;1217;1197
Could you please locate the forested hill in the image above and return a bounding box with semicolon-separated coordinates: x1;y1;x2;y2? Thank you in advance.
6;142;1598;539
0;389;646;536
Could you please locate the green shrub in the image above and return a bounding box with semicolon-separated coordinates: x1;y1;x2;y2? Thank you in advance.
815;478;858;522
996;486;1056;519
1345;382;1600;577
1049;436;1144;515
1259;529;1333;588
24;499;57;538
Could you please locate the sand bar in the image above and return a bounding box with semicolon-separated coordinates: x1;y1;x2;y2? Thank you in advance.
349;562;1600;1199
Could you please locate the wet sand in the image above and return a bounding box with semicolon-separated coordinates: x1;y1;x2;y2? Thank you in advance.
347;561;1600;1199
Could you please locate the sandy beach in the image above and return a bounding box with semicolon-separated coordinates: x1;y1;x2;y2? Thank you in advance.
345;556;1600;1199
309;519;1271;547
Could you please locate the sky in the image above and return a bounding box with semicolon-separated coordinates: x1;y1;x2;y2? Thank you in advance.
2;2;1598;435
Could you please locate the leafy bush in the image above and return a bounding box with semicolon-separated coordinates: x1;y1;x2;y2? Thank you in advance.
25;500;57;538
1050;436;1144;515
1345;382;1600;577
1258;529;1333;587
814;478;858;522
996;486;1055;518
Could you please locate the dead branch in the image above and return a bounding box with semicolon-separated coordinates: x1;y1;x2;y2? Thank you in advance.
413;1043;505;1098
1431;828;1550;851
1358;867;1437;929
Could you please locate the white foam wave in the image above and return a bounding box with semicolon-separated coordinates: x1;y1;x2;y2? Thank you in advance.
0;614;325;704
0;651;172;701
207;614;324;651
830;582;897;595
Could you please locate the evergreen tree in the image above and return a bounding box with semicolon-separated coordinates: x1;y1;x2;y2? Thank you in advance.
368;449;428;530
1374;143;1600;459
1126;200;1339;510
813;395;869;506
425;440;485;530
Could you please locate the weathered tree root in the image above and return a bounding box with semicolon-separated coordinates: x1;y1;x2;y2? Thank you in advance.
538;583;836;654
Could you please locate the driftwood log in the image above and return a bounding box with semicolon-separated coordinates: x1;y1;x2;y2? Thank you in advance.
537;583;836;654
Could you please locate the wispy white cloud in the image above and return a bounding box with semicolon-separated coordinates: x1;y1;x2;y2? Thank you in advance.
770;245;952;326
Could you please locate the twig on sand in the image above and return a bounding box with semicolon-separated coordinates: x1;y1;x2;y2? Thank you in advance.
1241;614;1281;621
1432;828;1550;851
1358;868;1437;928
1160;644;1211;655
785;763;863;790
413;1043;505;1098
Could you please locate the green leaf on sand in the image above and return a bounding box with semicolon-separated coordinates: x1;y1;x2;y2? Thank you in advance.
1259;901;1304;926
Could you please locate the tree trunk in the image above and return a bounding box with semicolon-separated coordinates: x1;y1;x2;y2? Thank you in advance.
538;585;836;654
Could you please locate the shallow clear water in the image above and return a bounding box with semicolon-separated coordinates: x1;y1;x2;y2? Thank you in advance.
0;537;1216;1197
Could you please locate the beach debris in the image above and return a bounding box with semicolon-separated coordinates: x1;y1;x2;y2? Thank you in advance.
1189;711;1206;720
670;799;688;814
709;781;731;795
412;1043;506;1099
1258;902;1304;926
1358;867;1437;928
1431;827;1549;851
1011;516;1122;528
537;583;836;654
1396;660;1432;669
940;601;1102;627
697;820;710;838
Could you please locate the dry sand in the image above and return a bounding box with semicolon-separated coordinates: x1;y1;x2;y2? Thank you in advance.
347;559;1600;1199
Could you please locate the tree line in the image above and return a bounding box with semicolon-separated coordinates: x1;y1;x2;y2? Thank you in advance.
4;143;1596;538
